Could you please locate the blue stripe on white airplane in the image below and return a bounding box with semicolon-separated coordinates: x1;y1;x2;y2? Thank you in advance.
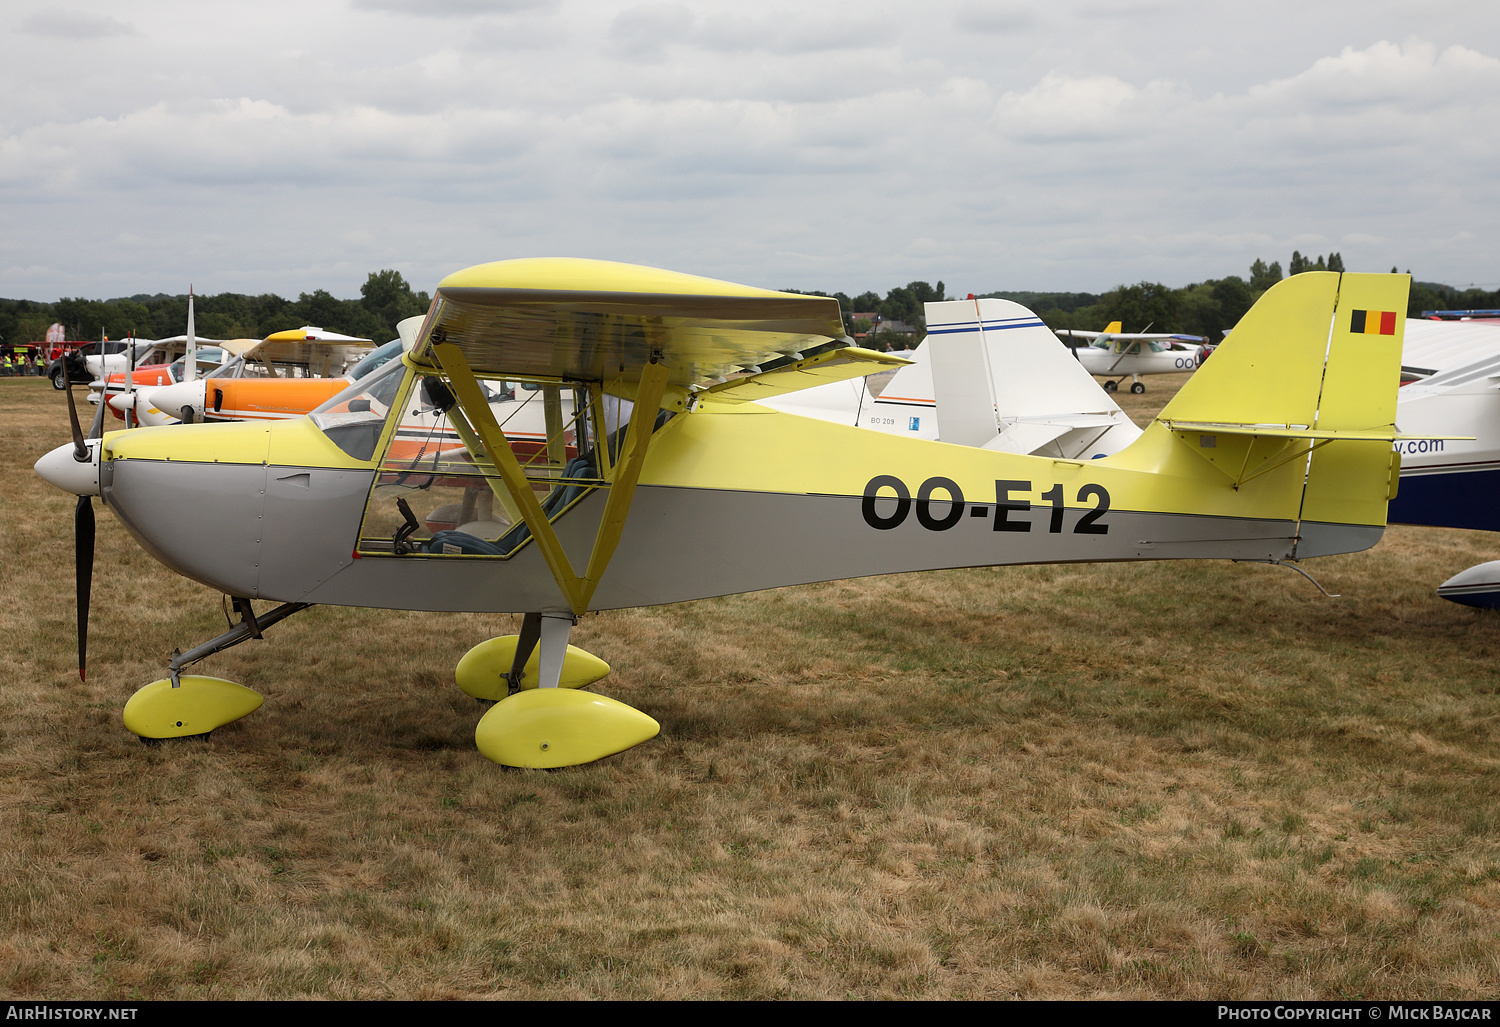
926;318;1047;335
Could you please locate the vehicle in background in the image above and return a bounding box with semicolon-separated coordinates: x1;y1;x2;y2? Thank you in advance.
46;340;124;389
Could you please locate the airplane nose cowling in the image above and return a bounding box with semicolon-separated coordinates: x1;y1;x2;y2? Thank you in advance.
34;440;102;497
146;380;206;423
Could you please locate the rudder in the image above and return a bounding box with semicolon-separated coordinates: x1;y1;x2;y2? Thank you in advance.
1143;271;1408;558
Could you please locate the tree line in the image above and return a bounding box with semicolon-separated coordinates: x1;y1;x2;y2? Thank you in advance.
4;257;1493;351
984;253;1498;341
793;253;1497;345
0;270;429;348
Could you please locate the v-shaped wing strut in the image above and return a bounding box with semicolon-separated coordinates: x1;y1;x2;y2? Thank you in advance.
430;342;670;615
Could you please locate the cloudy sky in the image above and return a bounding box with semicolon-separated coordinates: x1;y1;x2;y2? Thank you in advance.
2;0;1496;301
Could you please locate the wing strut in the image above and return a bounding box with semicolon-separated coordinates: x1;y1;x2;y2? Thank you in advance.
430;341;669;615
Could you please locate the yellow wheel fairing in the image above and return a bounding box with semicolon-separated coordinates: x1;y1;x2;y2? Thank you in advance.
123;676;264;739
474;688;660;768
455;635;611;700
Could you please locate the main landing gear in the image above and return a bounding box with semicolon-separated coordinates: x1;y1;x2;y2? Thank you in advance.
459;612;658;768
1102;376;1146;394
123;599;310;741
123;604;656;767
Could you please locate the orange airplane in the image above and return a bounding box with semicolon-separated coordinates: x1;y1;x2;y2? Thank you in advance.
125;327;382;426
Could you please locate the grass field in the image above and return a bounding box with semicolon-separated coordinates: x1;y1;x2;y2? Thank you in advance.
2;375;1498;999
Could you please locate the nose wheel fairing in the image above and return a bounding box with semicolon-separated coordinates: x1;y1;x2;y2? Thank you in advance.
124;676;264;740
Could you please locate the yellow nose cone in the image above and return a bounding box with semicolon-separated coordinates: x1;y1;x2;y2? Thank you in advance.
474;689;659;768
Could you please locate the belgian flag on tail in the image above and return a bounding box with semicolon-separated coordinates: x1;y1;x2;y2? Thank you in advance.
1351;309;1398;335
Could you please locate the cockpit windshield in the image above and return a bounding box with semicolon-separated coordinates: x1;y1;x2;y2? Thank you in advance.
345;339;403;382
310;358;407;461
165;348;229;381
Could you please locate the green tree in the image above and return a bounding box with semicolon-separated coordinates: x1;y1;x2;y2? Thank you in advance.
780;288;854;312
360;269;429;340
1249;259;1282;292
1099;281;1180;332
1180;276;1253;340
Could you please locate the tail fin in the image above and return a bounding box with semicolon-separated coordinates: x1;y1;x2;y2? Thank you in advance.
1138;272;1408;557
1158;271;1406;433
922;298;1139;457
1103;321;1123;334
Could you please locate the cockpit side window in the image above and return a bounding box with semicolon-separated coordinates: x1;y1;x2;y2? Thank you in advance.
352;372;615;559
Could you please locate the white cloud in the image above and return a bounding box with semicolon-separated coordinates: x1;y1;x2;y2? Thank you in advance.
991;72;1189;141
2;4;1500;298
351;0;553;15
954;2;1040;33
1248;40;1500;111
19;9;136;38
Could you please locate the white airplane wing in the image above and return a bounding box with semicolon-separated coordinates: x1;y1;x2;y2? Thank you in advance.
1056;329;1206;343
1401;318;1500;377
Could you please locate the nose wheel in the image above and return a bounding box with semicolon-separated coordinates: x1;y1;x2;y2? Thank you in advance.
123;600;310;742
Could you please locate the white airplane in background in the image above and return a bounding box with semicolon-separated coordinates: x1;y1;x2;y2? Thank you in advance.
1055;322;1210;393
1377;317;1500;607
761;298;1142;460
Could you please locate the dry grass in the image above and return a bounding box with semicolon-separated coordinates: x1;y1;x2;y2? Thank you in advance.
2;377;1499;999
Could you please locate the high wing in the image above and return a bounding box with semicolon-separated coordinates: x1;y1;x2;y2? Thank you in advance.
409;258;848;389
1056;329;1208;343
244;327;376;378
400;257;852;618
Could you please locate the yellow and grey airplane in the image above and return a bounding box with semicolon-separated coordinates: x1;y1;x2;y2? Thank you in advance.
36;260;1413;768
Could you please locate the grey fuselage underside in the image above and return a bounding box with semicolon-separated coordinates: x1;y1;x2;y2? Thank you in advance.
102;458;1379;614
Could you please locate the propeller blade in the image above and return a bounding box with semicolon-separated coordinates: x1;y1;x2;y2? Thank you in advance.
64;382;87;460
75;495;95;681
86;385;107;440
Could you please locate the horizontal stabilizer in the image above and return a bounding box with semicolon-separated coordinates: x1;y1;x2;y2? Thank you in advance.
980;421;1072;454
1160;419;1470;442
